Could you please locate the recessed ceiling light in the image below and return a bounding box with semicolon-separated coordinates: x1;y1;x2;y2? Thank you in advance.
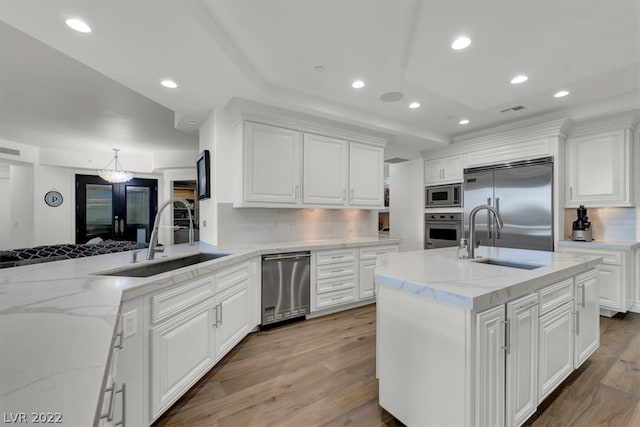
161;79;178;89
409;102;421;109
510;74;528;84
451;36;471;50
187;119;198;125
65;18;91;33
314;65;326;72
554;90;570;98
459;119;470;125
352;80;365;89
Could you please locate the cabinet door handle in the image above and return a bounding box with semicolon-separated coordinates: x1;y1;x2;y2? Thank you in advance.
517;302;538;312
350;189;354;200
217;303;223;326
212;306;217;327
579;284;586;308
114;383;126;427
101;380;117;422
495;198;501;239
575;311;580;335
502;319;510;354
569;186;573;200
114;331;124;350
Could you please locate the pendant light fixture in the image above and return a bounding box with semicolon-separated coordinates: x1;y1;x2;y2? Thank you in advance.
98;148;133;183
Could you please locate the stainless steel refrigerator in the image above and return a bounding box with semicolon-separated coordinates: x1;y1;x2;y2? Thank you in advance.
463;157;553;251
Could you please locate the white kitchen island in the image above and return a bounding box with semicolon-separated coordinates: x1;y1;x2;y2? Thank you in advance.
375;246;603;427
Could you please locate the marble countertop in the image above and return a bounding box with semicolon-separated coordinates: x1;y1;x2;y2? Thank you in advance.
557;239;640;251
0;236;399;426
375;246;602;311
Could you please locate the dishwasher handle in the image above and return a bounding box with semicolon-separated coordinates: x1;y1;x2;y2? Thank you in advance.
263;253;311;262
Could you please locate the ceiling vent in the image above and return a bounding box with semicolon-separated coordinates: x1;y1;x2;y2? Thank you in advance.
500;105;526;113
385;157;409;164
0;147;20;156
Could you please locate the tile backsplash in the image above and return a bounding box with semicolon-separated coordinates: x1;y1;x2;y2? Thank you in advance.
563;207;636;241
217;203;377;247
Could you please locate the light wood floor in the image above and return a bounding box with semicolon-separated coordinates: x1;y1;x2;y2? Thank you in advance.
153;304;640;427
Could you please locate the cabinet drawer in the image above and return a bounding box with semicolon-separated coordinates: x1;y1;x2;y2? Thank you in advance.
316;249;357;265
214;261;250;293
557;247;622;265
151;276;214;324
316;288;356;309
316;261;356;280
359;245;398;260
538;278;574;316
317;276;356;294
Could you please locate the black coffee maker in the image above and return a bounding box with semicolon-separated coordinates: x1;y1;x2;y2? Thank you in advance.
571;205;592;241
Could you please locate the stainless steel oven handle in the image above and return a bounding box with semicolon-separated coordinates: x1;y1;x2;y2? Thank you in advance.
263;253;312;261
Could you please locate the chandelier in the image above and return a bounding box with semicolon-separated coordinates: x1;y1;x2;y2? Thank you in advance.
98;148;133;183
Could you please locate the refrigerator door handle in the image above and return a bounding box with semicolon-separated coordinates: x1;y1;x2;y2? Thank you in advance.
495;197;501;239
487;197;492;238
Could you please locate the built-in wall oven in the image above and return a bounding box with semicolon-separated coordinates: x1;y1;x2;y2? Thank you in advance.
424;213;463;249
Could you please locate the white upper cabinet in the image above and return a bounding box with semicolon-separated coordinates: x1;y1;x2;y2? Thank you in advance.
303;133;348;206
236;120;385;209
349;142;384;207
243;121;302;205
565;129;632;207
424;155;463;186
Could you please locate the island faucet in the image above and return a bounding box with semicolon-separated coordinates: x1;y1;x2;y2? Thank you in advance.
147;198;194;260
468;204;504;259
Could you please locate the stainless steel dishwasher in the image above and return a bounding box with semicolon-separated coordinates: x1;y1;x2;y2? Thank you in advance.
261;251;311;326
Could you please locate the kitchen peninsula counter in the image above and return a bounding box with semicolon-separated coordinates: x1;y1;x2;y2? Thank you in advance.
0;235;398;426
375;246;602;427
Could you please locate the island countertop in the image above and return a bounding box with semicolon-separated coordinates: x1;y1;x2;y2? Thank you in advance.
374;246;602;311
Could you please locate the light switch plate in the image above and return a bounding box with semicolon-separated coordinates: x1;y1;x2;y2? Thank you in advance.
122;310;137;338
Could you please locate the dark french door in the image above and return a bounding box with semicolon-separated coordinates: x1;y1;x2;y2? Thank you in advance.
76;175;158;244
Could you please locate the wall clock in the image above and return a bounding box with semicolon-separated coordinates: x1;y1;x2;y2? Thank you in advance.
44;190;63;207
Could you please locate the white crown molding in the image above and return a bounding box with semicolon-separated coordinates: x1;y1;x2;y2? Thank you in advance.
565;109;640;137
225;97;389;147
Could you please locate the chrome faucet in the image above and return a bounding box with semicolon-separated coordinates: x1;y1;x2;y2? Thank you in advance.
147;198;194;260
468;204;504;259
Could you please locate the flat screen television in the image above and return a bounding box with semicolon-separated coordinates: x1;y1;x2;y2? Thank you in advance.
196;150;210;200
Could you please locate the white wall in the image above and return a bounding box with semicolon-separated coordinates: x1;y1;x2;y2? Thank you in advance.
0;164;11;249
33;165;74;245
198;110;217;245
9;163;34;248
389;159;425;251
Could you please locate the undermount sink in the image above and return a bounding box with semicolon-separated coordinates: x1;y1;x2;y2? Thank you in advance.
96;252;230;277
470;258;543;270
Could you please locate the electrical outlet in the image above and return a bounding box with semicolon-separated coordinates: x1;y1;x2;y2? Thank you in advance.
122;310;137;338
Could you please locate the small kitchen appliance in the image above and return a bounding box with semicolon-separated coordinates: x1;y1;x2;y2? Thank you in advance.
571;205;592;242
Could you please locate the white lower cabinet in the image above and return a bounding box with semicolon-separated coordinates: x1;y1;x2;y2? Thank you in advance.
506;294;539;427
214;279;251;359
358;245;398;299
574;269;600;368
538;301;574;401
112;297;144;427
313;248;357;311
150;299;217;419
557;246;633;314
142;258;259;425
475;305;506;427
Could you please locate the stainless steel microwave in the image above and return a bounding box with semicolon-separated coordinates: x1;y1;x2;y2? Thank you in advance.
425;184;461;207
